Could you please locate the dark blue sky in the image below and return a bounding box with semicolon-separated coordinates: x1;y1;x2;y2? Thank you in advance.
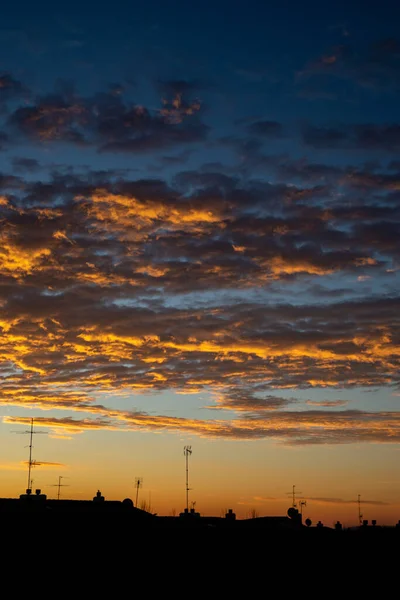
2;1;400;170
3;1;400;119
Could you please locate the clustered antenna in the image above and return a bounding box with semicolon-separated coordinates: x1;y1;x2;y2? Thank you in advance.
287;484;302;508
286;484;307;515
183;445;192;511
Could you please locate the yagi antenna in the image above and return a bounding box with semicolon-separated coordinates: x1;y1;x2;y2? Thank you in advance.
12;418;48;492
299;500;307;515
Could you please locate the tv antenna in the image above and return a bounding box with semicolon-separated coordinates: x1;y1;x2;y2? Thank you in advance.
49;475;70;500
183;445;192;511
134;477;143;507
12;418;48;492
299;500;307;515
358;494;363;525
287;484;302;508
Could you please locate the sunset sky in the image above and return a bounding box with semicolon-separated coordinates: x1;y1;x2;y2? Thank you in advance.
1;0;400;527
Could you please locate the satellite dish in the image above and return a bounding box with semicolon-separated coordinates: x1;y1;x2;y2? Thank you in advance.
287;507;298;519
305;518;312;527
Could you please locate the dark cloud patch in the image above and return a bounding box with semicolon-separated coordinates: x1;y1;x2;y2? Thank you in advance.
298;37;400;92
275;158;343;184
303;124;400;152
100;122;208;153
173;170;240;192
306;284;356;298
0;171;24;190
0;73;27;106
6;82;207;153
11;157;41;173
9;94;88;144
208;389;297;413
353;220;400;258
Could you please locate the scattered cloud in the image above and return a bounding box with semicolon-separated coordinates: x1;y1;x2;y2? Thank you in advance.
303;123;400;152
6;81;207;153
5;408;400;445
306;400;348;407
0;62;398;449
297;37;400;92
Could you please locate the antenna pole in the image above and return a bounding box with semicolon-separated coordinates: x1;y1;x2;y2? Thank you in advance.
358;494;362;525
292;484;296;508
27;418;34;491
135;477;143;507
11;418;48;493
57;476;63;500
48;476;69;499
184;446;192;511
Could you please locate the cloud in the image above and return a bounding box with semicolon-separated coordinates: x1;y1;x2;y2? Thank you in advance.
4;408;400;446
298;37;400;92
9;96;88;144
306;400;348;407
0;67;399;450
303;124;400;152
5;415;119;435
7;82;208;152
308;497;389;506
207;390;297;412
0;73;27;104
22;460;66;468
0;165;397;418
11;157;42;173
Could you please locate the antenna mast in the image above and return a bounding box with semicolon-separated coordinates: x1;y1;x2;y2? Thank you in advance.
54;476;69;500
48;475;69;499
13;418;48;492
286;484;304;510
183;445;192;511
27;419;34;491
134;477;143;507
358;494;363;525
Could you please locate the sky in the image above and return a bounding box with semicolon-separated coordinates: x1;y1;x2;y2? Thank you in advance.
0;0;400;527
